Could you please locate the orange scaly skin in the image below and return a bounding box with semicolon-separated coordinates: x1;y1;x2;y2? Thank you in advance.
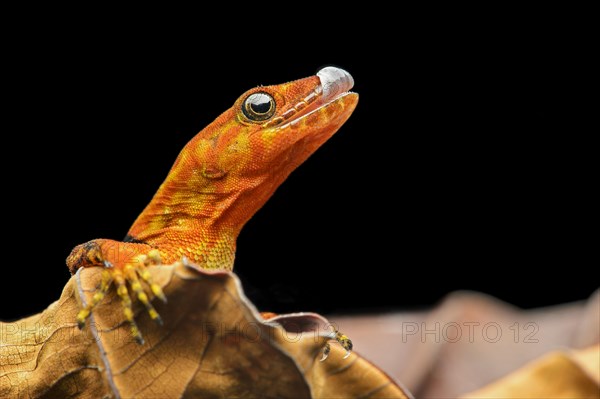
67;68;358;346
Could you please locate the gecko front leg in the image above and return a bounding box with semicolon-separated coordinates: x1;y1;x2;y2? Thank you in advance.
67;239;167;344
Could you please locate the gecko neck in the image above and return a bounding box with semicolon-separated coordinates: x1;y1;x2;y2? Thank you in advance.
125;166;272;269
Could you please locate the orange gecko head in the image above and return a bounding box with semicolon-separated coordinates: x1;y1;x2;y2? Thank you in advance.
150;67;358;234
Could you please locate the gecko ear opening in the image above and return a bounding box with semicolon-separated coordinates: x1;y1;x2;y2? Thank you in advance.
201;166;227;180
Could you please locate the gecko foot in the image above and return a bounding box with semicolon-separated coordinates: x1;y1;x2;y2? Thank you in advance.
77;249;167;344
320;330;353;361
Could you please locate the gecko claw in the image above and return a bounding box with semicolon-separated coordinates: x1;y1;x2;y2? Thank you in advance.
150;283;168;303
320;330;353;361
320;343;331;362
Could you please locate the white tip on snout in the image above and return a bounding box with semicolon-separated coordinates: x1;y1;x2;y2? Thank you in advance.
317;67;354;101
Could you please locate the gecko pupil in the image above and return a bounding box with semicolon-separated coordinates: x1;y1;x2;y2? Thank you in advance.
250;97;270;114
242;92;275;121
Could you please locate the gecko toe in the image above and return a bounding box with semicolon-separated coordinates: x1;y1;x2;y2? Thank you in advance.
77;269;113;329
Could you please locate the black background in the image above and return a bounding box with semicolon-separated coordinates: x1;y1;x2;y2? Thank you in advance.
1;17;594;321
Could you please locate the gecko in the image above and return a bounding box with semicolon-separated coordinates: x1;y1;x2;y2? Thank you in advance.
67;67;357;357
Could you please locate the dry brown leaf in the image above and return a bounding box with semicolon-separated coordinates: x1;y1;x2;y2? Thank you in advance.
462;345;600;399
0;262;410;398
572;344;600;384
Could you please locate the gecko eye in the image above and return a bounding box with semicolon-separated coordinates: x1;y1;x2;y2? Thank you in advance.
242;92;276;122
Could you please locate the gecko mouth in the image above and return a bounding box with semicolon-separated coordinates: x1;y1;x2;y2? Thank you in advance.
267;67;355;129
